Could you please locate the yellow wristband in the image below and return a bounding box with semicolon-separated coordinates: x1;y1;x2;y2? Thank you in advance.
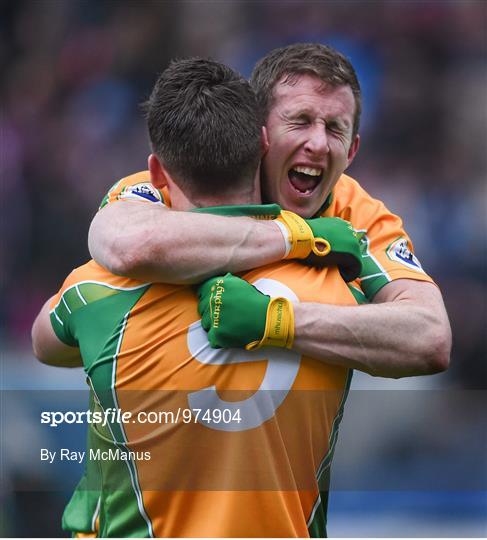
276;210;314;259
276;210;331;259
246;297;294;351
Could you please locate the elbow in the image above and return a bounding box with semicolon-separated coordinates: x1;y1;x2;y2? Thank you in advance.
102;246;144;278
31;322;43;363
32;341;43;363
435;331;452;373
89;227;147;278
32;338;49;365
35;351;53;366
425;341;450;375
31;331;50;366
31;319;57;366
421;322;452;375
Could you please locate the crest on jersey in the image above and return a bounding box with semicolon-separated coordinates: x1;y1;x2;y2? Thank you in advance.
386;238;424;272
120;183;162;203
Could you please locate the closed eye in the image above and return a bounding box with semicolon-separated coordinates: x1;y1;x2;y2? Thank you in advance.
327;122;342;133
291;114;311;125
328;118;351;135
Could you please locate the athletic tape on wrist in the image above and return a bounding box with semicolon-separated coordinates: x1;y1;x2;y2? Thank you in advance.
276;211;314;259
246;297;294;350
276;210;331;259
274;219;292;257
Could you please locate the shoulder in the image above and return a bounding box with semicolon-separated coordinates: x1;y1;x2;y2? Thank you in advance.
99;171;167;208
325;174;382;219
49;260;149;312
333;173;364;198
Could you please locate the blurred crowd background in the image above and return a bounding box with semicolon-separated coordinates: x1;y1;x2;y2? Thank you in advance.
1;0;486;537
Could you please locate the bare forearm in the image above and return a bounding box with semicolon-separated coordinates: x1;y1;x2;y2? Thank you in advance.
293;281;451;378
89;203;285;283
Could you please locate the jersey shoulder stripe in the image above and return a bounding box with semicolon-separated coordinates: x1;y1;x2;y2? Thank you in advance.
49;260;149;346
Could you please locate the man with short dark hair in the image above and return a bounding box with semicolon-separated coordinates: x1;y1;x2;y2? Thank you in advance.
32;57;365;537
89;43;451;378
144;59;262;203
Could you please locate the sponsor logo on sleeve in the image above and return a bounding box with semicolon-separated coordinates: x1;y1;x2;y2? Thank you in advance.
386;238;424;272
119;183;163;203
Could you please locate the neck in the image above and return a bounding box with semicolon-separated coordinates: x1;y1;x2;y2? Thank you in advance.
191;190;261;209
169;170;262;211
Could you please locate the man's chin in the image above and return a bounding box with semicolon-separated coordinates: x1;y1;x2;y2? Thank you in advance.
278;197;322;219
263;183;326;218
278;179;329;218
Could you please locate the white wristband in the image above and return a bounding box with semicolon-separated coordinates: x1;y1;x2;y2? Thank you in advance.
274;220;292;258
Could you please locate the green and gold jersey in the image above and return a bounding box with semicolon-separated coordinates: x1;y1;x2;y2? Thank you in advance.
52;204;357;538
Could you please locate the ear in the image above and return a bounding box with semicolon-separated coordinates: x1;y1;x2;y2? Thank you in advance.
347;134;360;166
148;154;170;189
261;126;270;157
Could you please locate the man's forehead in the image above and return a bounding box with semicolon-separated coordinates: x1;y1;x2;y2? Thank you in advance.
271;75;355;117
276;72;329;93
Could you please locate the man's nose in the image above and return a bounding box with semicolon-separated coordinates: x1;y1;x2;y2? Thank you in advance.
303;124;328;157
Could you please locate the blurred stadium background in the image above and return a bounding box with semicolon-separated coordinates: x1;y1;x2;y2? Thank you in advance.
1;0;486;536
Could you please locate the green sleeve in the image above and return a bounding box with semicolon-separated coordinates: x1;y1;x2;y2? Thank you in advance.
356;232;390;300
50;292;78;347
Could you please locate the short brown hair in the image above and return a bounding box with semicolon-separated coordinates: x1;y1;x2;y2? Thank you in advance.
250;43;362;139
144;58;262;199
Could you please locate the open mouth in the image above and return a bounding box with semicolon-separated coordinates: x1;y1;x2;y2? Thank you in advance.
288;166;323;195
